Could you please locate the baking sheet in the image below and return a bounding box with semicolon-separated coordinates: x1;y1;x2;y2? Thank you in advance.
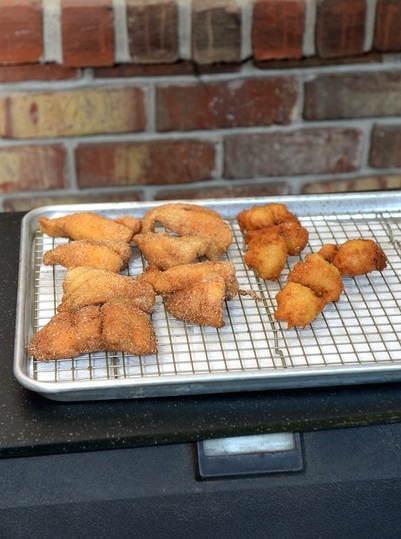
13;192;401;401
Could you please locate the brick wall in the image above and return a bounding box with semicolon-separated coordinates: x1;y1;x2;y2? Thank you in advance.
1;0;401;211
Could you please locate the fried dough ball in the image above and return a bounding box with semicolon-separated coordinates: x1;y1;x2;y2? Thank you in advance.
140;203;233;259
244;236;288;281
237;203;299;232
274;283;326;329
332;239;387;277
287;253;344;303
245;221;309;256
318;243;339;263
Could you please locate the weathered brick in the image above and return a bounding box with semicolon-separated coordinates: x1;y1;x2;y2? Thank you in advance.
370;125;401;168
316;0;366;58
224;128;363;178
302;175;401;194
0;0;43;64
156;78;298;132
0;145;66;194
155;181;290;200
75;140;216;187
374;0;401;52
304;72;401;120
252;0;306;61
0;64;80;83
61;0;115;67
192;0;241;64
0;87;146;139
127;0;178;63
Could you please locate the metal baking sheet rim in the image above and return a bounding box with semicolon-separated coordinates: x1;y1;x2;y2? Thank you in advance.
13;192;401;401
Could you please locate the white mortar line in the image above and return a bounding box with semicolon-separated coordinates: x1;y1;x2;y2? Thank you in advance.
303;0;317;57
236;0;253;61
177;0;192;60
42;0;63;63
364;0;378;52
112;0;131;63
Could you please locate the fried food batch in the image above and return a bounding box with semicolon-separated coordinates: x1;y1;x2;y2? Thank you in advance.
135;203;233;268
140;261;239;328
274;239;387;329
237;203;309;280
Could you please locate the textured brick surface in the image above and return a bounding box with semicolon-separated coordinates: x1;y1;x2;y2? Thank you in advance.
0;145;66;194
76;140;216;187
302;175;401;194
374;0;401;52
192;0;241;64
316;0;366;58
0;64;80;83
155;181;290;200
252;0;306;61
61;0;114;67
0;0;43;64
224;128;362;178
0;87;146;139
370;125;401;168
304;72;401;120
156;78;298;132
127;0;178;63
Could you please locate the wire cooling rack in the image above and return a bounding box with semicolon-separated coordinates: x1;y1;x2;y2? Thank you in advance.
15;198;401;400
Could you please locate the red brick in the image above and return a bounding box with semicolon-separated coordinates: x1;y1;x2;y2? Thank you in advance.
61;0;115;67
252;0;306;61
0;145;66;194
127;0;178;63
302;175;401;194
0;64;80;83
316;0;366;58
369;125;401;168
304;72;401;120
192;0;241;64
93;61;241;79
374;0;401;52
155;182;290;200
0;87;146;139
224;128;363;178
75;140;216;188
156;78;298;132
0;0;43;64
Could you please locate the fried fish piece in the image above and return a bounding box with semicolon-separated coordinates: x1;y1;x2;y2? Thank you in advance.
39;212;136;243
140;203;233;259
43;240;132;272
274;282;326;329
139;261;239;299
332;239;387;277
101;300;157;356
28;305;103;361
114;215;141;235
58;266;156;313
237;203;299;232
245;221;309;256
244;236;288;281
134;232;211;270
318;243;339;263
287;253;344;303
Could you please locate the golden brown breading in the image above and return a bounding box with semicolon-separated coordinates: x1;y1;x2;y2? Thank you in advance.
245;221;309;257
318;243;339;263
237;203;300;232
28;305;103;361
39;212;135;243
114;215;141;235
58;266;156;313
101;300;157;355
43;240;132;272
139;261;239;299
140;203;233;259
274;282;326;329
332;239;387;277
244;236;288;281
164;275;227;328
287;253;344;303
134;232;211;270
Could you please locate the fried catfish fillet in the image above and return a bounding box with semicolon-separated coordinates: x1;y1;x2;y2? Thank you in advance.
28;305;103;361
140;203;233;259
139;261;239;299
134;232;211;270
274;282;326;329
58;266;155;313
332;239;387;277
164;275;228;328
43;240;132;272
39;212;138;243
